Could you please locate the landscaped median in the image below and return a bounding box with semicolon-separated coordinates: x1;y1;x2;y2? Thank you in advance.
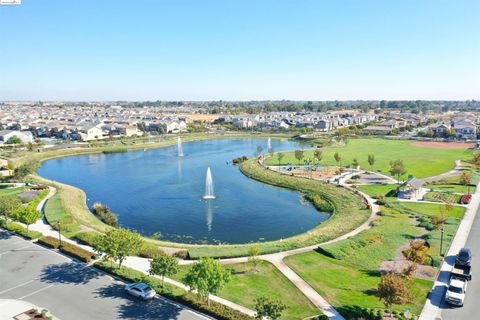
37;236;98;263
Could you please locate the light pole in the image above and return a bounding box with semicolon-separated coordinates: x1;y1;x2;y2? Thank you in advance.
440;226;444;257
56;221;62;248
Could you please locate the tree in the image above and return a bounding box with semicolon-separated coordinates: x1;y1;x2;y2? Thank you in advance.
368;154;375;171
14;206;42;231
377;272;411;318
294;150;304;165
95;228;144;268
404;239;429;264
248;246;260;272
426;127;434;138
0;195;22;222
460;171;472;194
149;253;179;288
277;152;284;167
352;158;359;169
13;160;40;180
313;150;323;168
334;152;342;167
389;159;406;184
473;153;480;166
254;296;287;320
184;258;231;306
6;136;23;145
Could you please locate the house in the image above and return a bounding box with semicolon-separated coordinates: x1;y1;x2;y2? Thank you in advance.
432;123;451;137
77;124;104;141
0;130;34;144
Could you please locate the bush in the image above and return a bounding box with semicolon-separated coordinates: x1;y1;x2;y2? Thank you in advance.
38;236;97;262
174;250;189;259
0;219;42;239
92;202;118;227
351;174;361;180
95;262;254;320
73;231;100;247
139;243;164;258
461;194;472;204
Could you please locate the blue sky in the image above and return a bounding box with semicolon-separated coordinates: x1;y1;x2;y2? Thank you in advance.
0;0;479;101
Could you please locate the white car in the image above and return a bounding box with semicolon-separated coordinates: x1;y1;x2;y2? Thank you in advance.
445;277;467;306
125;283;156;300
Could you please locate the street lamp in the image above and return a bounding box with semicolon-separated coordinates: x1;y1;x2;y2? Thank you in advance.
56;221;62;248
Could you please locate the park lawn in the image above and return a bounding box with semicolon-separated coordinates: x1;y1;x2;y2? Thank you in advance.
285;252;433;316
387;201;466;219
425;183;475;194
0;186;28;197
265;138;472;178
319;211;421;270
172;261;320;320
44;193;82;237
356;184;399;198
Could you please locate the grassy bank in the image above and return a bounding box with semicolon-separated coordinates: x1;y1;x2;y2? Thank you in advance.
265;138;472;178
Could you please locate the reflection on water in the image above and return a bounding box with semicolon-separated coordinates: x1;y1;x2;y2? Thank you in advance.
206;201;213;233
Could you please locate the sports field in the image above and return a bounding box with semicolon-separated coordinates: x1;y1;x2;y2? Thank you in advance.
266;138;473;178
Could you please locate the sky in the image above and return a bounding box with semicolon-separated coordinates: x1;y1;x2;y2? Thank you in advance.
0;0;479;101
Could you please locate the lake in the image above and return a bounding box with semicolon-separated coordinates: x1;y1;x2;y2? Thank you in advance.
38;138;329;244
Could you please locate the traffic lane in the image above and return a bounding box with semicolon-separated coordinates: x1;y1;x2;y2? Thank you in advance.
0;231;210;320
442;205;480;319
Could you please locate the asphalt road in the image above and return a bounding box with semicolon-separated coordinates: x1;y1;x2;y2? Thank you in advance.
0;230;211;320
442;205;480;319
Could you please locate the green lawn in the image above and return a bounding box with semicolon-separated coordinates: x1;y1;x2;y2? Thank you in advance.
44;193;81;237
425;183;475;194
0;186;28;197
319;211;421;270
265;138;472;178
285;252;432;316
172;261;320;320
387;201;466;219
356;184;399;198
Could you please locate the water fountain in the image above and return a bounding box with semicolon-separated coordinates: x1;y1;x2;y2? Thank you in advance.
177;136;184;157
203;167;216;199
267;137;272;151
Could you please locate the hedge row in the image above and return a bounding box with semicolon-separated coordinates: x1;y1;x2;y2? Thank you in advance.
0;219;43;239
37;236;98;262
95;261;255;320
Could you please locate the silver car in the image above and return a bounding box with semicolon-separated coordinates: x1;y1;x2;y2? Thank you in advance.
125;283;156;300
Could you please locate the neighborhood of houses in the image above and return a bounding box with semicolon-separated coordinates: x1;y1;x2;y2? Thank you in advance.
0;103;477;146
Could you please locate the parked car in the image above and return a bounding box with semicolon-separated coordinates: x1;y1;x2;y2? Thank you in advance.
125;283;156;300
445;277;467;306
456;248;472;266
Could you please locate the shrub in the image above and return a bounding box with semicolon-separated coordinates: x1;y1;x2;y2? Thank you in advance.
351;174;361;180
38;236;97;262
174;250;189;259
0;219;42;239
376;195;387;205
461;194;472;204
139;243;164;258
73;232;100;247
92;202;118;227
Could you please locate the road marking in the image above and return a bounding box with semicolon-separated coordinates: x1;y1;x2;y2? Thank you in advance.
0;279;35;295
19;284;54;300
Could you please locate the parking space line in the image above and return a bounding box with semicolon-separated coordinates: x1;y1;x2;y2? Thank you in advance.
19;284;55;300
0;279;36;295
0;243;35;255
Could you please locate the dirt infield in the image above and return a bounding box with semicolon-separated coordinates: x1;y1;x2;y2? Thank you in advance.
411;141;475;149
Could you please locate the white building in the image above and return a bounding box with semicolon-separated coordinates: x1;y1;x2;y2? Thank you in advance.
0;130;34;144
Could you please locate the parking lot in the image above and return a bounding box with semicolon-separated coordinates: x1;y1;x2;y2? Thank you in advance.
0;230;210;320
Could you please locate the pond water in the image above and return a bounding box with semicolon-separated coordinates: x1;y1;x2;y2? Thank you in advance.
38;138;329;244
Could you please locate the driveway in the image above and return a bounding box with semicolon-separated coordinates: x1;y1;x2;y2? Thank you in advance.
0;231;210;320
441;203;480;319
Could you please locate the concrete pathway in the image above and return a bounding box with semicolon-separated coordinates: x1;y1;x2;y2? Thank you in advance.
419;181;480;320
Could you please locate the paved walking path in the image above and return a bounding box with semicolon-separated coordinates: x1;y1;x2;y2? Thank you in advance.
419;181;480;320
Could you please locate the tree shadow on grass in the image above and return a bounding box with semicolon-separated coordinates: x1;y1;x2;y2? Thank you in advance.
95;283;183;320
40;262;101;285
